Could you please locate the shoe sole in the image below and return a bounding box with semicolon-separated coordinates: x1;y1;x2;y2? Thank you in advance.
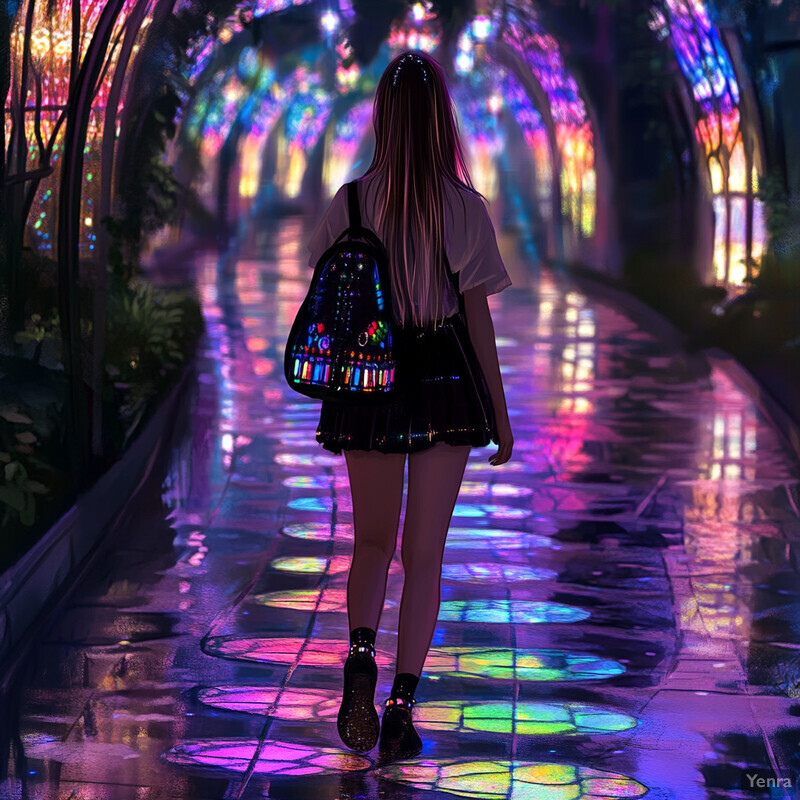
376;740;423;765
337;671;379;752
377;706;423;764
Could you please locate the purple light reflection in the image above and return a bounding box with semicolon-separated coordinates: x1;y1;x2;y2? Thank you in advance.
163;738;370;775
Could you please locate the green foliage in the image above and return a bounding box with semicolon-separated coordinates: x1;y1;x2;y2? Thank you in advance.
713;170;800;371
758;170;792;244
105;276;203;447
13;309;59;366
112;1;243;263
0;358;72;571
116;88;184;261
0;407;51;528
0;255;203;555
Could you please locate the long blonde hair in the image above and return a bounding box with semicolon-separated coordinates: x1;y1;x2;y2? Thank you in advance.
362;51;480;328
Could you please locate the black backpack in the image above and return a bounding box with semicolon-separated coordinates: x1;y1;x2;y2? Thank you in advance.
284;181;408;404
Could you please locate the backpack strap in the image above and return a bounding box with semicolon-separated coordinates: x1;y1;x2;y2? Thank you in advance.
332;182;383;252
347;181;362;235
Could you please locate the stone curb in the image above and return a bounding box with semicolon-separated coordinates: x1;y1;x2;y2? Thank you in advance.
0;358;196;674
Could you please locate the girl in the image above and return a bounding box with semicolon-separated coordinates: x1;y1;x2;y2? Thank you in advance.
305;50;514;764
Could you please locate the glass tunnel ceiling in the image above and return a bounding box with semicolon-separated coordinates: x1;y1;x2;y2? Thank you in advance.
5;0;766;288
182;0;598;241
179;0;766;287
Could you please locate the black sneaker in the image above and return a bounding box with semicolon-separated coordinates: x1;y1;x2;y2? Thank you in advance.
376;696;423;765
337;643;379;752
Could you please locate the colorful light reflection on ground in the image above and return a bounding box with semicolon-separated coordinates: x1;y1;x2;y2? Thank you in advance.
438;599;591;624
423;647;625;682
286;495;534;520
415;701;638;736
251;587;399;613
281;521;354;541
374;759;648;799
163;738;370;775
274;452;341;468
196;686;637;736
440;563;559;582
203;636;397;668
443;528;558;550
282;474;351;489
198;685;340;717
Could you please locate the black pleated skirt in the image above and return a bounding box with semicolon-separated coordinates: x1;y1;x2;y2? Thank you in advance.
315;313;498;454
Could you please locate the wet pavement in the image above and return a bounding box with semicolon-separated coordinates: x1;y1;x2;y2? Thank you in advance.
2;218;800;800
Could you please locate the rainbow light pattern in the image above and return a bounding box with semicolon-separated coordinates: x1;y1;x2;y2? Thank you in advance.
163;738;370;775
281;70;333;198
194;69;249;159
375;760;648;798
274;453;342;468
323;98;372;197
204;635;396;668
186;60;283;201
269;553;403;575
388;1;440;53
502;68;554;219
651;0;766;286
334;39;361;93
254;0;312;16
501;3;596;239
176;0;594;228
410;700;637;736
458;480;533;498
280;521;354;540
438;599;592;624
290;237;398;395
203;637;626;681
422;647;626;681
443;527;557;550
441;562;559;581
196;686;638;736
451;74;504;201
5;0;147;254
281;474;351;489
251;587;398;613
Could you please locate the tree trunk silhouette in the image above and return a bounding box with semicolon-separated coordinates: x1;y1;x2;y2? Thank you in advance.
92;0;152;463
0;5;11;351
56;0;125;493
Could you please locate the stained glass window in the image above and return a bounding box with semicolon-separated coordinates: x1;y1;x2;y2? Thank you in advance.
5;0;148;253
653;0;766;288
502;3;596;240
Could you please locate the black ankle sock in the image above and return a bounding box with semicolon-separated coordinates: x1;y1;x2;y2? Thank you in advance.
390;672;419;702
349;626;376;649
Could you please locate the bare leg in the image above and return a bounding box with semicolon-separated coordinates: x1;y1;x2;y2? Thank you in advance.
396;442;471;677
343;449;407;633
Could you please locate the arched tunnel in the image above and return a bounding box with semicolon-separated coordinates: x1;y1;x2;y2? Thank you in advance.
166;0;769;292
2;1;800;798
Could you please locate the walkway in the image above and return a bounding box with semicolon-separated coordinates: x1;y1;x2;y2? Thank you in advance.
1;218;799;800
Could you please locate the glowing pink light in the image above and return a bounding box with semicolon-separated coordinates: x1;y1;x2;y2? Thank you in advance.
203;635;397;667
163;739;370;775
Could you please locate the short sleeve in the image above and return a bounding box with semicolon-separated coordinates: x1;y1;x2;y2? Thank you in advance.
307;184;349;267
448;192;512;296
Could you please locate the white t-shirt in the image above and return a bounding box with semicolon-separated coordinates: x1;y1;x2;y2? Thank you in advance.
306;172;512;318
